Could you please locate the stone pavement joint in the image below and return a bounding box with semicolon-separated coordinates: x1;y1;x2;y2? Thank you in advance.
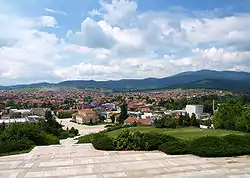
1;140;250;178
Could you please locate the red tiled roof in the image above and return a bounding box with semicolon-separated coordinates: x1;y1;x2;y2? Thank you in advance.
124;117;137;123
124;117;152;125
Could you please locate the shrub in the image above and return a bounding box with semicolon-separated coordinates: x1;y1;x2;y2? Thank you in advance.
44;134;60;145
114;130;179;151
92;134;115;150
158;140;189;155
69;127;79;136
0;139;34;154
114;130;136;150
59;131;70;139
143;133;179;151
188;136;230;157
223;134;250;155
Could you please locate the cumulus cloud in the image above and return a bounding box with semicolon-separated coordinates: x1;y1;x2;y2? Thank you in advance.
66;18;115;49
2;0;250;84
0;10;61;84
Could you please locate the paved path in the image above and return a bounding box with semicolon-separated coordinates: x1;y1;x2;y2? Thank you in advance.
1;121;250;177
56;118;106;135
1;138;250;178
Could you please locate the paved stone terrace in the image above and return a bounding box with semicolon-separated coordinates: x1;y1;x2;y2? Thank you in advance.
1;137;250;178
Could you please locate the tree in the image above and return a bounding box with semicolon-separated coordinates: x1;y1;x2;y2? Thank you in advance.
0;122;6;132
117;102;128;124
235;109;250;132
190;113;199;127
214;100;243;130
45;110;53;120
183;114;191;127
178;114;184;126
110;115;115;123
98;114;106;123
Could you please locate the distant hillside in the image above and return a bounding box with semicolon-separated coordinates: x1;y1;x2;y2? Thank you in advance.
167;79;250;93
2;70;250;92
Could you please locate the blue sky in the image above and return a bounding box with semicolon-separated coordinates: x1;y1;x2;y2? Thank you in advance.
0;0;250;85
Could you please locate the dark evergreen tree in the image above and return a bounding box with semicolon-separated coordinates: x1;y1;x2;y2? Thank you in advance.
117;102;128;124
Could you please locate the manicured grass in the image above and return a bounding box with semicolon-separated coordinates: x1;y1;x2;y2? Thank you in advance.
106;126;247;141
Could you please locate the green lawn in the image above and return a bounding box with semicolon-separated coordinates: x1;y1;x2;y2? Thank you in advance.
106;127;247;141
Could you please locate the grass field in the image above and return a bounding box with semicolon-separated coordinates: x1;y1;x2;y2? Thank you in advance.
106;127;247;141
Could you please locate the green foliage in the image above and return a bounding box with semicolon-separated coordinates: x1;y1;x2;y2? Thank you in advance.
214;100;244;130
1;123;49;146
142;133;179;151
154;117;177;128
78;133;98;143
214;100;250;132
57;110;77;119
114;130;143;150
113;130;179;151
187;135;250;157
92;134;115;150
223;134;250;155
98;114;106;122
69;127;79;136
117;102;128;124
79;128;250;157
44;134;60;145
0;139;34;154
0;118;78;156
158;140;189;155
189;136;229;157
110;115;115;123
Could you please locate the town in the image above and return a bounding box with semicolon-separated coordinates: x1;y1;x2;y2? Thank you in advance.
0;88;231;127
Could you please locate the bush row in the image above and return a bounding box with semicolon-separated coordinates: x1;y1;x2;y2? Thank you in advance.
79;130;250;157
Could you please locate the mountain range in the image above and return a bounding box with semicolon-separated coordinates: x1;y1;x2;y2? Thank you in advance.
1;70;250;92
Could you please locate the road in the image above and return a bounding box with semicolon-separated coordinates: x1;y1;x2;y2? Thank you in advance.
56;118;106;136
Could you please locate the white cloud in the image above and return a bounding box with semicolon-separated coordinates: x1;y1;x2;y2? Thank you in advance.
100;0;137;27
0;10;62;84
66;18;115;49
40;16;58;27
181;14;250;47
2;0;250;84
45;8;67;16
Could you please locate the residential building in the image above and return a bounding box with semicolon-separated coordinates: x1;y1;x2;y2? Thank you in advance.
74;109;98;124
124;116;153;126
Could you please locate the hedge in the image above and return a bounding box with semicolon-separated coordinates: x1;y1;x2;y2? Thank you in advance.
0;139;35;154
158;140;189;155
78;130;250;157
91;134;115;150
188;135;250;157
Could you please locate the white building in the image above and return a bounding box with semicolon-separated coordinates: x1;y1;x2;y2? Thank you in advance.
102;103;116;110
185;105;204;119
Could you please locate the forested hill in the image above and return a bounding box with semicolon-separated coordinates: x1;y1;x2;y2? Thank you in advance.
1;70;250;92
